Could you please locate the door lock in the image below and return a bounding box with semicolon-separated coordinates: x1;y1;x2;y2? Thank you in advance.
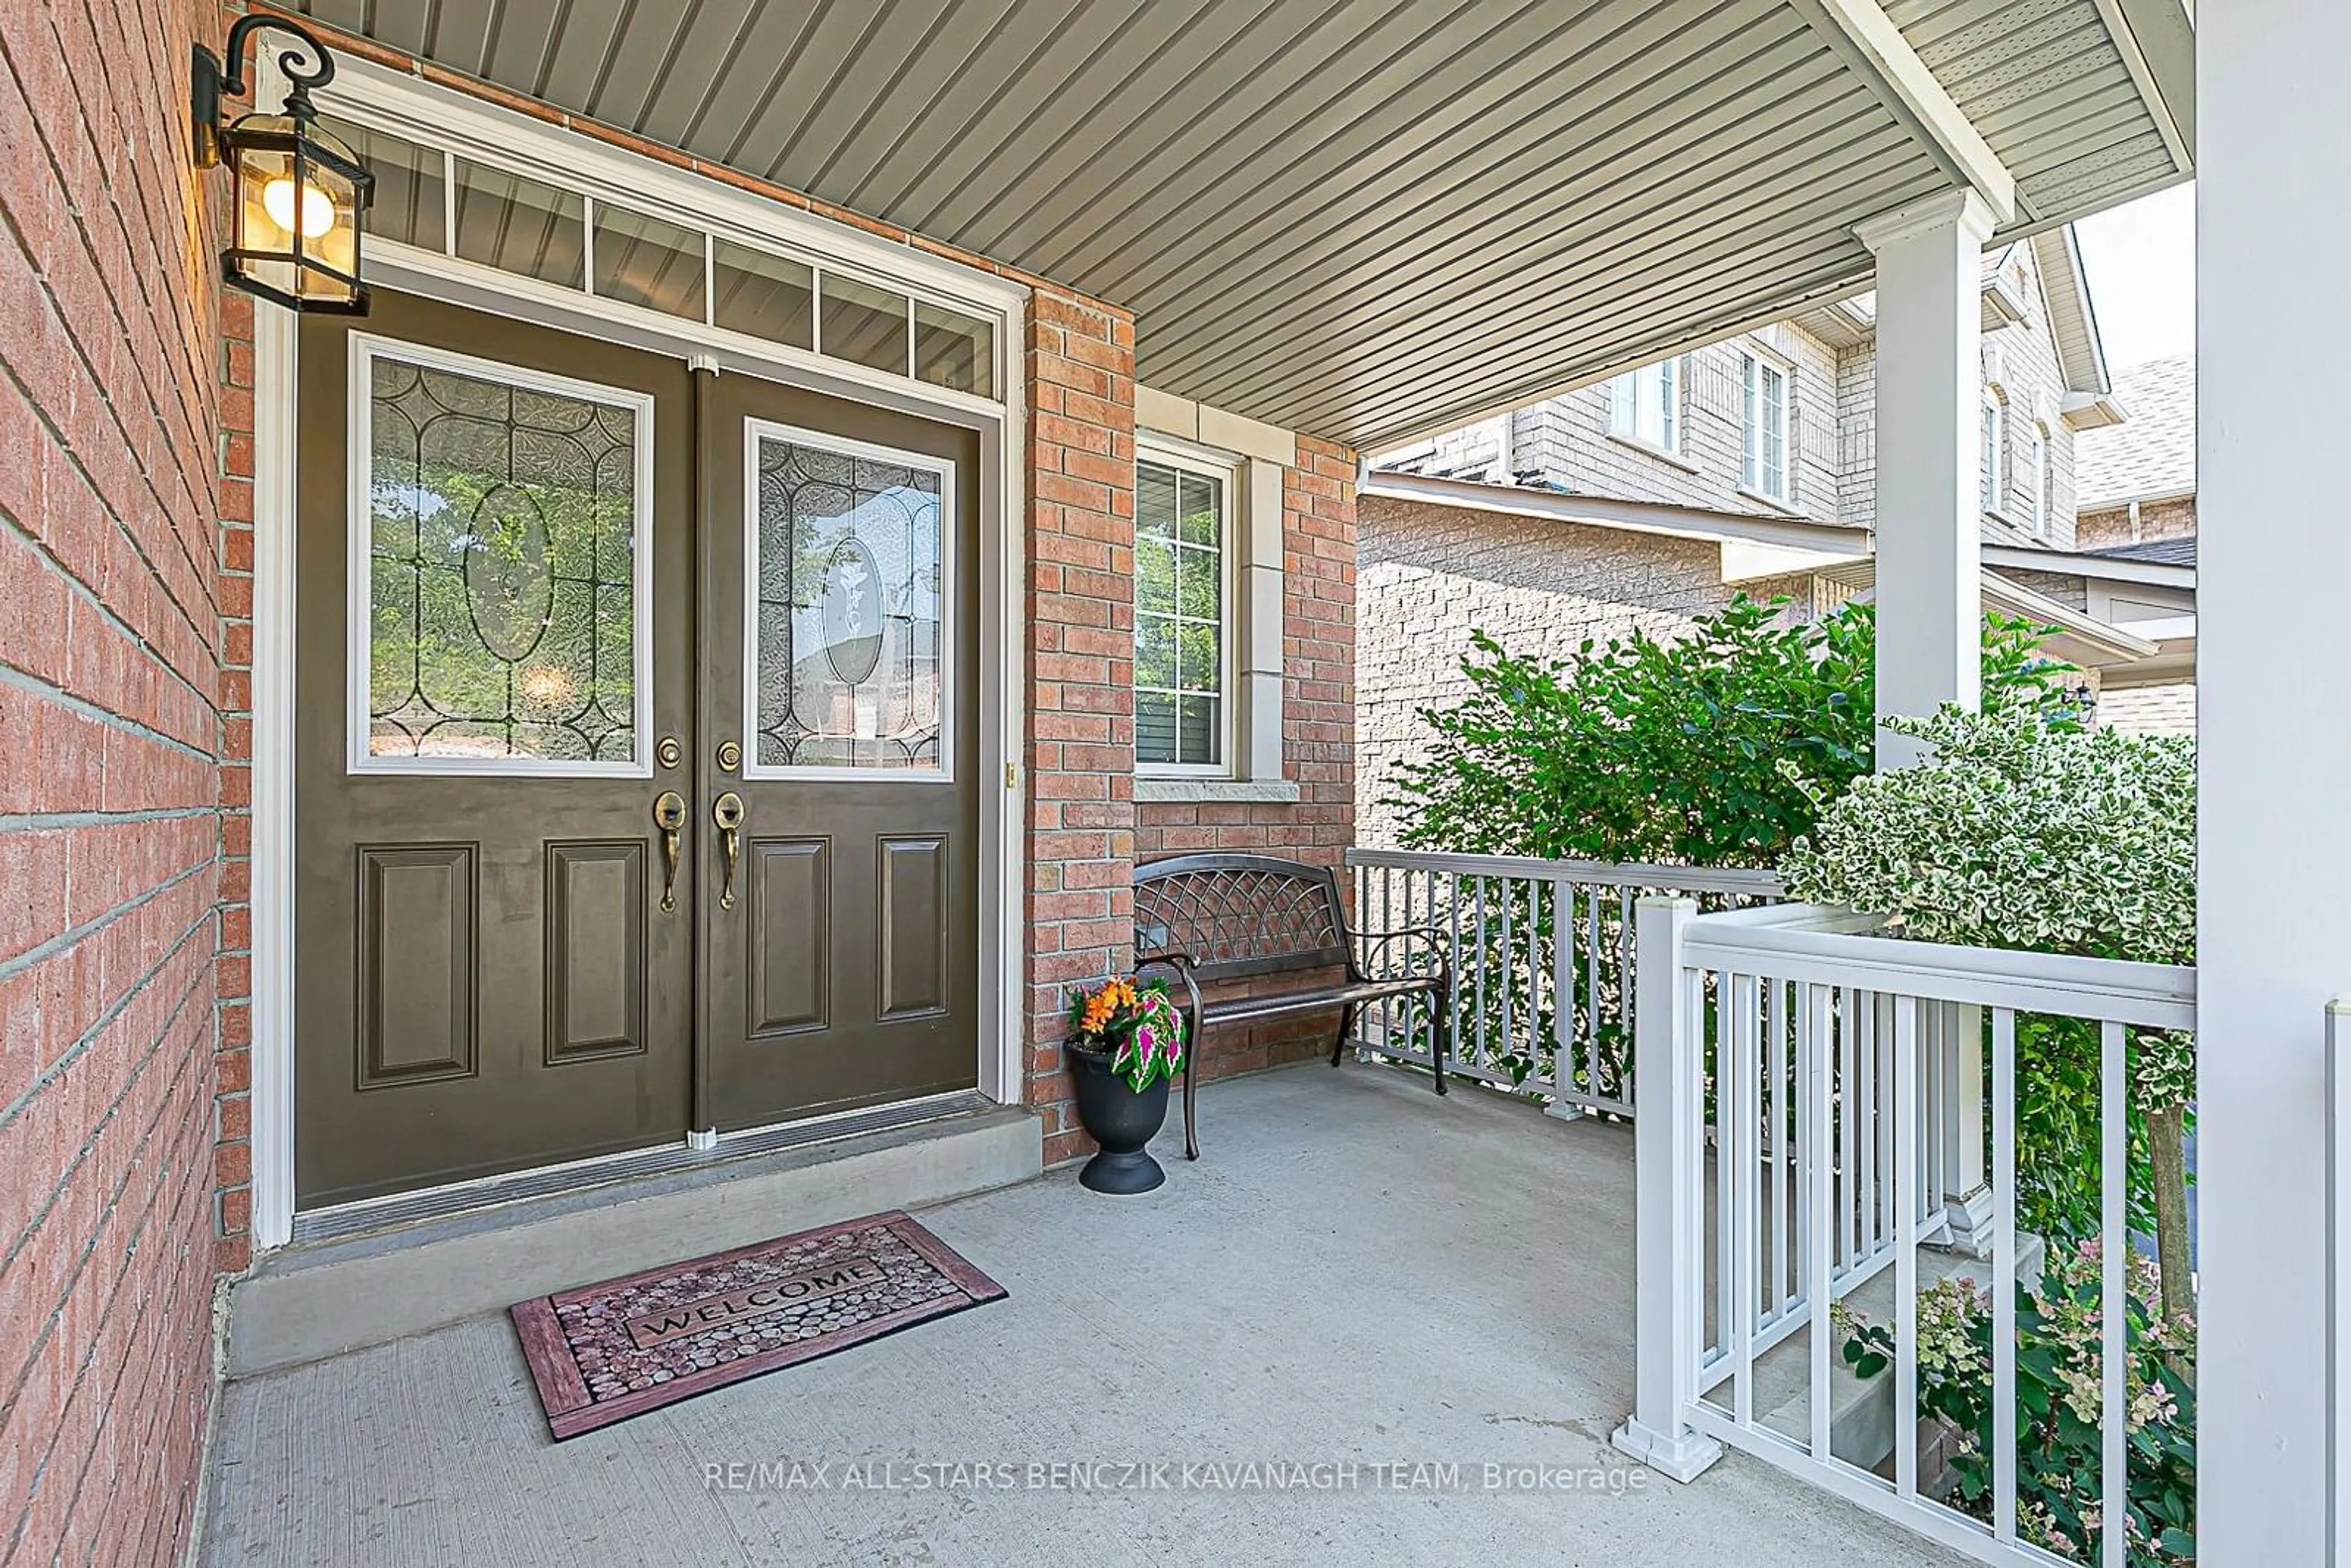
712;791;746;911
652;791;688;912
716;739;743;773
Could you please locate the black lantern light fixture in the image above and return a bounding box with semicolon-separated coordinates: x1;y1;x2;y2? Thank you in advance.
193;17;373;314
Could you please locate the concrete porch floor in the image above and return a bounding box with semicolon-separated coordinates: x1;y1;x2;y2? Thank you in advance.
198;1062;1965;1567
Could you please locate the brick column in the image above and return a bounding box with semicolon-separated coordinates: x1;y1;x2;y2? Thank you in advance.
0;1;231;1561
1021;293;1138;1164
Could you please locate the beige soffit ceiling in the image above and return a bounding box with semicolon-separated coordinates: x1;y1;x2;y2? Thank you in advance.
289;0;2194;453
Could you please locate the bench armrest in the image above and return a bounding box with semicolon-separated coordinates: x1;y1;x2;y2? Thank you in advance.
1134;951;1207;1021
1349;925;1450;985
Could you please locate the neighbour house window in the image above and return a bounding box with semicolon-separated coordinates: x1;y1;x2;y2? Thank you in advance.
1981;391;2007;513
1609;359;1679;452
1135;452;1231;771
2025;423;2049;533
1740;351;1788;501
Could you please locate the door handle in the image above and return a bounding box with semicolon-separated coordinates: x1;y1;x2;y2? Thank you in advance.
652;791;687;912
712;791;745;912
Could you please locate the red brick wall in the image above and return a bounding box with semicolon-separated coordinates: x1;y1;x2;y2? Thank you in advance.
0;1;227;1563
1021;298;1139;1165
1131;434;1359;1084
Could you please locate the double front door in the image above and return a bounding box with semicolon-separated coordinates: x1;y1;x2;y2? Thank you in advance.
294;290;980;1208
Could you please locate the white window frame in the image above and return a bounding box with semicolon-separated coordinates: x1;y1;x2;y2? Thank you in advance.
1981;389;2008;516
345;333;657;779
1739;348;1790;504
1133;440;1239;778
739;418;958;785
1609;358;1681;454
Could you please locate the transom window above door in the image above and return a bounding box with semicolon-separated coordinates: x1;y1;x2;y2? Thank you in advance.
1134;452;1232;772
319;113;1001;403
353;337;652;775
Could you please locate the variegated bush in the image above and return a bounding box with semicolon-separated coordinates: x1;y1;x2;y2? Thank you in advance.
1779;706;2194;967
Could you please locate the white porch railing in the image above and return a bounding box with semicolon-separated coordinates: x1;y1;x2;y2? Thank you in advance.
1343;848;1782;1114
1615;897;2197;1568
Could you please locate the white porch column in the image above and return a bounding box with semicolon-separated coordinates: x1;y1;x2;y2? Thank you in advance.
2202;6;2343;1559
1855;189;1995;765
1856;190;1997;1250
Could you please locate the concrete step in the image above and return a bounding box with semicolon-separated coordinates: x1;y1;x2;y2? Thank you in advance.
225;1104;1042;1376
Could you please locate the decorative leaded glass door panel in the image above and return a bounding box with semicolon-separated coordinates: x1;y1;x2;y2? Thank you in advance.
697;378;980;1126
294;291;695;1207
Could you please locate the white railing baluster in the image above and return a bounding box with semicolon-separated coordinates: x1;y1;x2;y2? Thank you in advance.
1551;877;1572;1101
1732;970;1759;1427
2331;1000;2351;1566
1805;981;1834;1458
1770;977;1789;1315
1993;1005;2019;1548
2099;1019;2127;1568
1894;991;1920;1503
1839;985;1859;1270
1499;876;1517;1073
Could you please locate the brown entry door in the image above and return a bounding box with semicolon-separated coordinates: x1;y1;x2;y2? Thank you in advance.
294;292;696;1207
694;370;981;1128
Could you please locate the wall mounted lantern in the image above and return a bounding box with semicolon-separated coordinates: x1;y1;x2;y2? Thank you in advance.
192;17;373;314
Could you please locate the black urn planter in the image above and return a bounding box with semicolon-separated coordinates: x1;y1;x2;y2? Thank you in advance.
1065;1043;1171;1195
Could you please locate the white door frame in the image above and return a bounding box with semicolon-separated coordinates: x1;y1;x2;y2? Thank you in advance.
246;55;1032;1250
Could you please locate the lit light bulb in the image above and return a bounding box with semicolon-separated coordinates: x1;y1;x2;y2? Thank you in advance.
260;177;337;239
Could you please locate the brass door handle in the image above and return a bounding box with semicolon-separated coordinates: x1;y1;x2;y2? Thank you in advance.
712;791;745;911
652;791;687;912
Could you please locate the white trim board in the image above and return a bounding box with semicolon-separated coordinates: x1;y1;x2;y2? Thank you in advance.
246;60;1032;1253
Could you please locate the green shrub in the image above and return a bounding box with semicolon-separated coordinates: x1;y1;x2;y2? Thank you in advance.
1387;596;2080;869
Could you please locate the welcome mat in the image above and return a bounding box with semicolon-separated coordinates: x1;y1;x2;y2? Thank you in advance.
511;1210;1006;1439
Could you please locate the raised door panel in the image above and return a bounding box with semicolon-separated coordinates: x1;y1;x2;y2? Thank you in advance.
747;838;830;1037
356;845;477;1087
876;835;949;1021
545;840;648;1063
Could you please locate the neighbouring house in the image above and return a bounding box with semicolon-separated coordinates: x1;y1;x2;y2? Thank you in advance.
2068;353;2199;735
1359;231;2194;844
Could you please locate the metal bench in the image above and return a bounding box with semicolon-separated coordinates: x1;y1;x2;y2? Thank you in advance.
1131;852;1451;1160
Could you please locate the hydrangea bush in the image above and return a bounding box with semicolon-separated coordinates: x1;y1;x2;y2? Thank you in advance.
1835;1240;2196;1565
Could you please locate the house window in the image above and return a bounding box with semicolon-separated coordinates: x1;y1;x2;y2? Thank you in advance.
1609;359;1679;452
2025;423;2050;534
1740;352;1788;501
1981;391;2007;514
1135;451;1231;770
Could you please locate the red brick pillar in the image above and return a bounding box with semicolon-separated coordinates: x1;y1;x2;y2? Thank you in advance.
1021;293;1138;1163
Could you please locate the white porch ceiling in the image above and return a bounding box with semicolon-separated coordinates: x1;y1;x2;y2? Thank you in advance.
288;0;2193;452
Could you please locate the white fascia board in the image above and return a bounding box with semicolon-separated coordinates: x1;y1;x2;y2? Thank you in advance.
1359;470;1870;555
1982;542;2194;590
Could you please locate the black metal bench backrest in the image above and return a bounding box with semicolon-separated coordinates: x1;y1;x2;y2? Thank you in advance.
1132;853;1350;983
